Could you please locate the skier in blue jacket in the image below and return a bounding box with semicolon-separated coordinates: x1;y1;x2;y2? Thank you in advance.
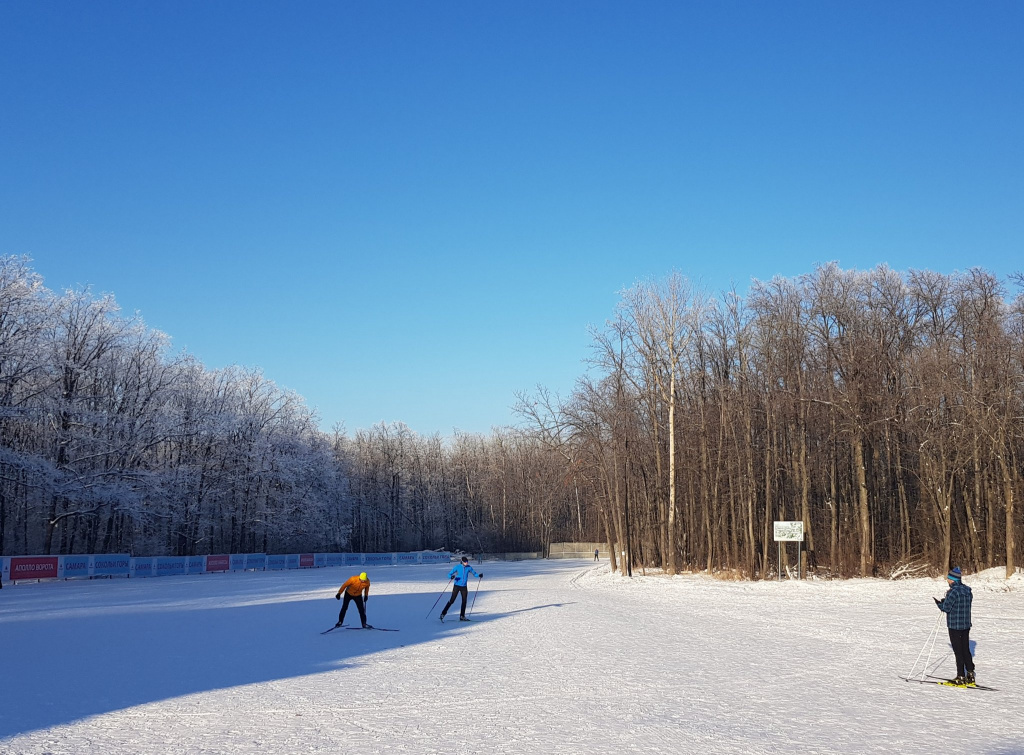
934;566;975;686
440;556;482;621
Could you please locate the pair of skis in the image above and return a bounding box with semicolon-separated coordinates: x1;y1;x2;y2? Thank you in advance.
900;675;997;692
321;624;399;635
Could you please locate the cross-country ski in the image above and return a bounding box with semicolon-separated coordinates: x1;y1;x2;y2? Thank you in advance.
900;677;998;692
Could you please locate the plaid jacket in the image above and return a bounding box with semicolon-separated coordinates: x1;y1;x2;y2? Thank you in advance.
939;581;973;630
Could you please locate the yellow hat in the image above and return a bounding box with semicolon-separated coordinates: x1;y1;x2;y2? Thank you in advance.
359;572;368;581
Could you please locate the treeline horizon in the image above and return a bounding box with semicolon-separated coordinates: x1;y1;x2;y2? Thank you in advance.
1;256;1022;579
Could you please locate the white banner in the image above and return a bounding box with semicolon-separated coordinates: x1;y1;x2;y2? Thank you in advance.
773;521;805;542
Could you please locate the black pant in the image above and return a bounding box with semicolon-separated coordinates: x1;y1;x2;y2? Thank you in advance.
948;628;974;677
441;584;468;618
338;593;366;627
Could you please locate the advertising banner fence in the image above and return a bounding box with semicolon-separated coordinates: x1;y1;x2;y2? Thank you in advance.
2;550;452;587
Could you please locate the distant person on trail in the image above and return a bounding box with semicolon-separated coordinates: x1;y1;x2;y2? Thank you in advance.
335;572;371;629
934;566;975;686
594;548;599;561
440;556;482;622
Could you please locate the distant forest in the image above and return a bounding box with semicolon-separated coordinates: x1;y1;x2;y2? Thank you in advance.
1;256;1021;578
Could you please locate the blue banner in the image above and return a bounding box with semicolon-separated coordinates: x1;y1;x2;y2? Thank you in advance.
230;554;247;571
155;556;187;577
61;556;91;578
344;553;362;566
363;553;394;566
186;556;206;574
285;554;300;569
397;553;419;564
420;552;451;564
133;558;154;577
246;554;267;570
267;554;287;570
324;553;345;567
94;555;130;577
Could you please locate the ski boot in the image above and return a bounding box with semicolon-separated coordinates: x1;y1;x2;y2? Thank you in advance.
965;670;976;686
952;675;968;687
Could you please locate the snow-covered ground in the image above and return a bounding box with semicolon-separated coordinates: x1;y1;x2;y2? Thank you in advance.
2;561;1022;754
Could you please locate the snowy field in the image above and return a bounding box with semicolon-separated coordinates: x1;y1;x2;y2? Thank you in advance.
2;560;1023;755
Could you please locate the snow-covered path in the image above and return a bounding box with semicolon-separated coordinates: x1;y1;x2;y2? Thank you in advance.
2;561;1022;754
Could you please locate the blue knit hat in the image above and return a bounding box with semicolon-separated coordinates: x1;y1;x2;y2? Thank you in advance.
946;566;962;582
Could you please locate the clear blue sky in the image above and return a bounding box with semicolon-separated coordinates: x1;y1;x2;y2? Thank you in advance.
2;2;1022;436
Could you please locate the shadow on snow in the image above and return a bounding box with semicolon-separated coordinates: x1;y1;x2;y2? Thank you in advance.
0;560;581;738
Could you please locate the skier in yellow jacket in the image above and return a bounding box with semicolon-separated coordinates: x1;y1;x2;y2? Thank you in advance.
335;572;371;628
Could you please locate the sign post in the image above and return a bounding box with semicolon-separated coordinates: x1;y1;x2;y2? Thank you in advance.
773;521;805;580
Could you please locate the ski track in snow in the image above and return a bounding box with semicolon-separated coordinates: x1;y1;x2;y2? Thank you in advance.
2;561;1023;754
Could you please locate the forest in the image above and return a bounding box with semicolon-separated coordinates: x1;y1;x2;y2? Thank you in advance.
1;256;1021;578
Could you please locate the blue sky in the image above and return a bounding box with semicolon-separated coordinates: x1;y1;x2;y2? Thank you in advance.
2;2;1022;436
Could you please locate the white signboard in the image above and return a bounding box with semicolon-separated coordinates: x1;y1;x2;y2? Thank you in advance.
773;521;804;542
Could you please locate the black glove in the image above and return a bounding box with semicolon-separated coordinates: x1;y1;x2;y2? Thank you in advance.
335;593;341;600
364;596;369;604
933;597;943;607
478;574;483;578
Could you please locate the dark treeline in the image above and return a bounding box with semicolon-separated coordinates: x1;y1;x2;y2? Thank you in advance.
2;256;1022;579
520;265;1023;579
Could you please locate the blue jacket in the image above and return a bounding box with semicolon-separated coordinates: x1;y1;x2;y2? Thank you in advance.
448;563;479;587
939;581;973;630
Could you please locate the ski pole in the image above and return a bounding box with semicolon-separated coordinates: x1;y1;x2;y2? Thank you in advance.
906;610;943;681
468;575;482;616
921;609;948;680
426;578;454;619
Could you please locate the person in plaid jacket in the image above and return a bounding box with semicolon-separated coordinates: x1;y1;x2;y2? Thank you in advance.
934;566;975;685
